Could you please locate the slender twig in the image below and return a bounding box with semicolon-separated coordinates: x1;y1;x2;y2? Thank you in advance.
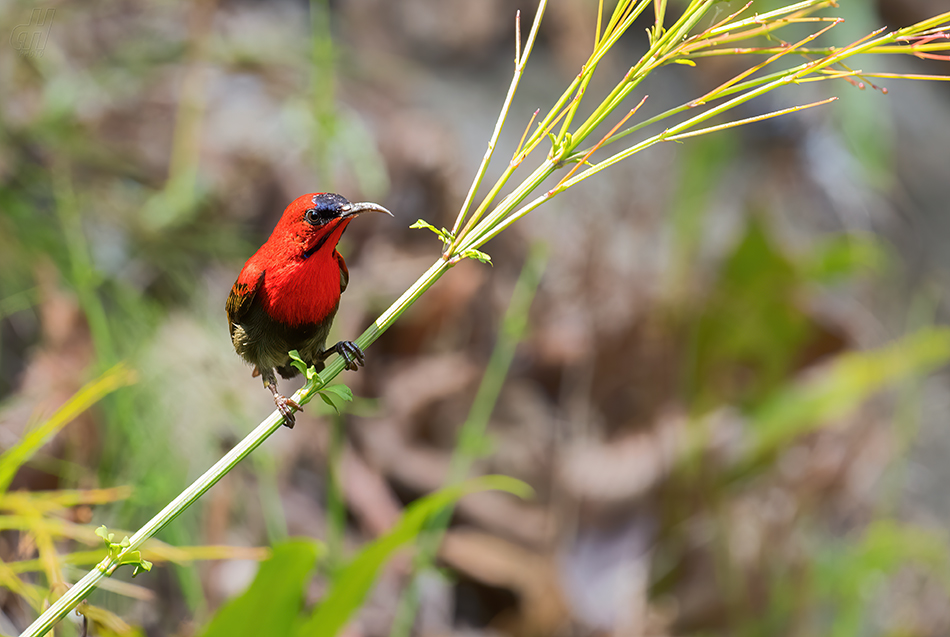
447;0;548;242
666;97;839;141
549;96;648;194
20;259;452;637
511;108;540;164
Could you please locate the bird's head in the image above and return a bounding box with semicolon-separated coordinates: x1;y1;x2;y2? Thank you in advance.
274;192;393;260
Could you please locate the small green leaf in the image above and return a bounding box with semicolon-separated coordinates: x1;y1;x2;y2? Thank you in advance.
319;393;340;415
462;249;492;265
546;131;559;158
409;219;437;232
317;384;354;415
288;350;307;377
131;559;153;577
320;384;354;404
119;551;152;577
548;132;572;163
409;220;452;246
117;551;142;566
288;350;323;384
95;525;155;577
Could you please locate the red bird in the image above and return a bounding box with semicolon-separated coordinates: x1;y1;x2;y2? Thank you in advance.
227;193;392;427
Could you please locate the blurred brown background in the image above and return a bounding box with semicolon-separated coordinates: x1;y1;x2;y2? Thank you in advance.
2;0;950;635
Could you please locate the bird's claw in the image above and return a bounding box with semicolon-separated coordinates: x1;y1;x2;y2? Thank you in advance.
332;340;365;372
268;385;302;428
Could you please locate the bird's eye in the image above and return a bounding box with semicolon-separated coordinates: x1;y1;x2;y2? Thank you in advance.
305;208;324;225
305;194;348;225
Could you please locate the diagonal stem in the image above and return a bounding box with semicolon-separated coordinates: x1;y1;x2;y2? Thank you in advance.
19;258;452;637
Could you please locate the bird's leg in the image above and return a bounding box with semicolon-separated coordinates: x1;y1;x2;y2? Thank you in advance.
263;373;302;428
320;341;365;372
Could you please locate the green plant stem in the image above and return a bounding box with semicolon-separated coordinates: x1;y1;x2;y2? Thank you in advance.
451;2;950;266
449;0;549;241
0;365;134;495
20;259;452;637
460;26;846;254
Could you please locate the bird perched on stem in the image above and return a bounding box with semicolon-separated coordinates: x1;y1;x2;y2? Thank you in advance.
227;193;392;427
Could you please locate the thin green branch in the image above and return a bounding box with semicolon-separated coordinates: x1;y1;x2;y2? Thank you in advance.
448;0;548;241
447;94;580;256
704;0;837;37
20;258;452;637
665;96;838;141
688;18;844;107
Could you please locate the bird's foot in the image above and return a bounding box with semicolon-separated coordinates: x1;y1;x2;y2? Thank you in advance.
325;340;365;372
267;384;302;428
274;394;302;428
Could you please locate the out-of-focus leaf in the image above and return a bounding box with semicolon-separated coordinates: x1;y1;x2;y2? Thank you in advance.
815;520;950;637
198;539;321;637
0;487;132;513
297;475;532;637
803;233;889;283
749;327;950;458
689;216;813;411
79;603;144;637
0;363;136;494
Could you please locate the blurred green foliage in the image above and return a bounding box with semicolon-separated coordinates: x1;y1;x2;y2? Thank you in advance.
198;539;322;637
0;365;271;637
197;476;530;637
689;216;814;412
3;0;950;635
687;215;893;415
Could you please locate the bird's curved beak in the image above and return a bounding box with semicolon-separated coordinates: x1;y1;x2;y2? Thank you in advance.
340;202;394;218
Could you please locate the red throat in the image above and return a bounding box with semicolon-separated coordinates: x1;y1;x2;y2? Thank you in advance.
245;219;352;326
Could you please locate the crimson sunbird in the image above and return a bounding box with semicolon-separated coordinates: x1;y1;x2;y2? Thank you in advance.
226;193;392;427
